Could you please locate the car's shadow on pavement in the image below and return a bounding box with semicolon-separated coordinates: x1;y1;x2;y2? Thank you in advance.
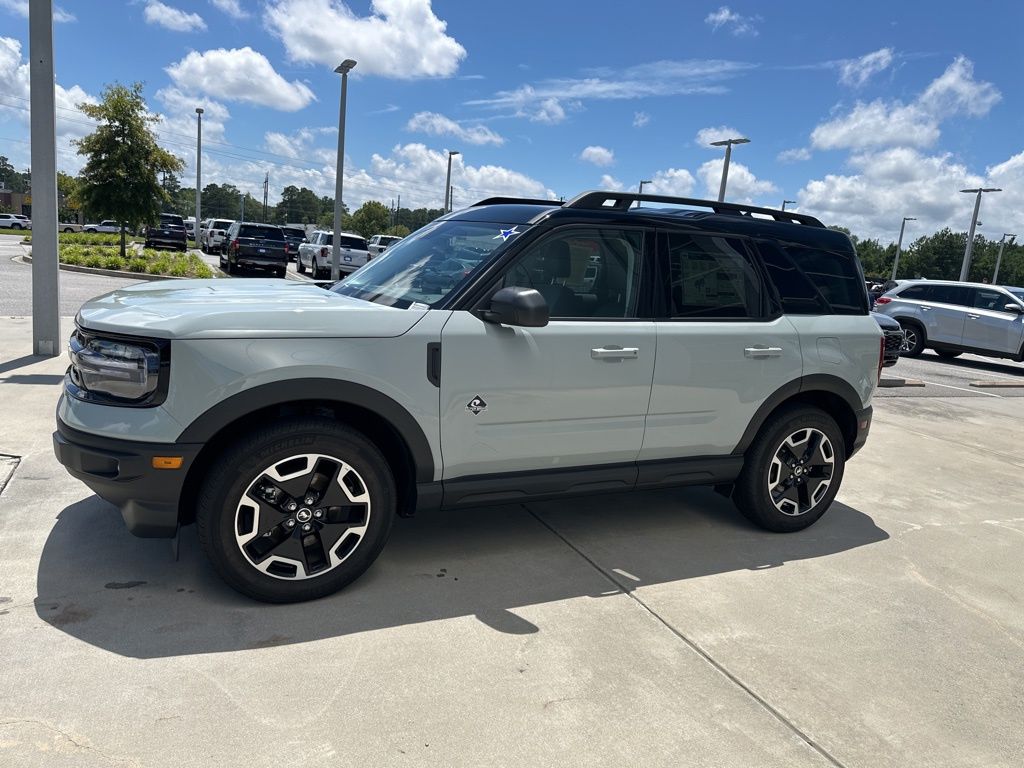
36;488;888;658
917;351;1024;376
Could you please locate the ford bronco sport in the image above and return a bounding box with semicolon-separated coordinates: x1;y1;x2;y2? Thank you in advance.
54;191;882;603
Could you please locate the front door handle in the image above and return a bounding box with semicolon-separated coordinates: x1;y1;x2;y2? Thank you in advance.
591;347;639;360
967;314;980;319
744;346;784;359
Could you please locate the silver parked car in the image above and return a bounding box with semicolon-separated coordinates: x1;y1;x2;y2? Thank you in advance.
873;280;1024;361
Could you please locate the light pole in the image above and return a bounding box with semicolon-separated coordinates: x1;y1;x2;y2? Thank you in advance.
637;179;652;208
993;233;1016;284
710;137;749;202
331;59;356;281
444;150;460;213
959;187;1001;281
195;107;203;248
890;216;916;281
781;199;796;211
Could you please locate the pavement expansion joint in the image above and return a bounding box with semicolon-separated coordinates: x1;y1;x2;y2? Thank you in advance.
0;454;21;497
521;502;849;768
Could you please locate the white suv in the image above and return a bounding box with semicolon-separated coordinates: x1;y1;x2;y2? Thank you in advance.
874;280;1024;361
0;213;31;229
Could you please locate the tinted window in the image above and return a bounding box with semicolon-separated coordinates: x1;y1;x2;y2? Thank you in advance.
667;234;762;319
782;246;866;314
972;288;1008;311
160;214;184;226
213;219;233;229
501;228;644;319
757;242;829;314
238;225;284;240
339;235;369;250
896;284;929;299
281;227;306;239
926;285;968;305
1008;289;1024;302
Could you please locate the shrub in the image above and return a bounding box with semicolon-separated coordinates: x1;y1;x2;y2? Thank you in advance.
103;254;125;270
126;258;148;273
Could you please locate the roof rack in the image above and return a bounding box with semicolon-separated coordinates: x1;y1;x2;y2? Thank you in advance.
563;191;824;227
471;197;564;207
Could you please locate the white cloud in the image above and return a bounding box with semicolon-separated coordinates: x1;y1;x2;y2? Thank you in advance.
811;56;1000;151
644;168;697;198
697;159;777;203
144;1;206;32
777;147;812;163
695;125;745;147
210;0;248;19
839;48;893;87
599;175;623;191
166;47;316;111
406;111;505;146
0;0;75;22
704;6;760;36
263;127;335;163
264;0;466;79
467;59;753;123
580;145;614;167
632;111;650;128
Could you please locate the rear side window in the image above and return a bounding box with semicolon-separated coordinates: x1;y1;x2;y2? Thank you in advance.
926;285;968;305
238;225;284;240
895;284;929;300
759;243;866;314
666;234;763;319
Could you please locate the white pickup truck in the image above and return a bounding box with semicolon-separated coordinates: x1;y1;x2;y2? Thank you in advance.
83;220;122;233
297;230;370;279
367;234;403;258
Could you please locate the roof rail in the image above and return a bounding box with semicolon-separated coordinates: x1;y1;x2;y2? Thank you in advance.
563;191;824;227
471;196;563;207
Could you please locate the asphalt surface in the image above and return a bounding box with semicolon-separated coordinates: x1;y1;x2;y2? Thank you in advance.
880;349;1024;398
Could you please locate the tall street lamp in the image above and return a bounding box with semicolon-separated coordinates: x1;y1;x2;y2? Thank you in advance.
781;199;796;211
959;187;1001;281
195;107;203;246
993;233;1016;284
331;59;356;281
444;150;460;213
636;179;652;208
891;216;916;281
710;137;749;202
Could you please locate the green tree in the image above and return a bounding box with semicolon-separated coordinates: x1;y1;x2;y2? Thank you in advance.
349;200;391;238
385;224;410;237
57;171;80;222
0;155;30;193
75;83;183;257
201;183;242;219
276;185;322;224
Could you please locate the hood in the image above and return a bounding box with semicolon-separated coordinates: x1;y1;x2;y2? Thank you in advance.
77;279;427;340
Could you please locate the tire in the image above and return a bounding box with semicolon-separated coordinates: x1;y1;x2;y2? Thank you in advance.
218;251;226;268
732;405;846;533
196;418;396;603
312;256;323;279
275;267;286;279
297;255;306;274
85;228;96;233
898;320;926;357
935;349;962;359
11;223;22;230
62;227;73;233
226;257;236;275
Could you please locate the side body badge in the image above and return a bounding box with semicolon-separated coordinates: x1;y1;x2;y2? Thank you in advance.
466;395;488;415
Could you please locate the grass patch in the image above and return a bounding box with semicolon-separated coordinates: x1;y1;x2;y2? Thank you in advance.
56;244;212;278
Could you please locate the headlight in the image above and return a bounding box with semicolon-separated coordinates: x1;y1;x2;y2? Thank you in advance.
68;329;166;404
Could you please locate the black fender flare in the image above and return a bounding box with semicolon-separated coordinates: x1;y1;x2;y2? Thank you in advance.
731;374;864;456
176;379;435;483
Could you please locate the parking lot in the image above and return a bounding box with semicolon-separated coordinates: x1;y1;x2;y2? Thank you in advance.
1;296;1022;766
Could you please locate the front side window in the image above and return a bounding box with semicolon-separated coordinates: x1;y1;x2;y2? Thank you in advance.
499;228;644;318
333;220;526;308
972;288;1008;311
667;234;762;319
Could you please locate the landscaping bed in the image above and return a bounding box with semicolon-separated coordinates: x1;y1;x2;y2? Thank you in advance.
58;244;213;278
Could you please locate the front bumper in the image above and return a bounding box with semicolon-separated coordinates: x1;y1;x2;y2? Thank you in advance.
850;405;873;458
53;418;202;538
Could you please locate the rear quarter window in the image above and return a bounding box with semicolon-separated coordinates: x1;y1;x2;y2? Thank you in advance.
758;242;867;315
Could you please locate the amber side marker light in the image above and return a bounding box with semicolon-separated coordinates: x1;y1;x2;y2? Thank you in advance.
152;457;184;470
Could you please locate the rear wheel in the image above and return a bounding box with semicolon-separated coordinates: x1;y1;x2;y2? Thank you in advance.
312;256;323;279
898;321;926;357
935;349;962;359
733;405;845;532
196;419;395;603
11;223;22;230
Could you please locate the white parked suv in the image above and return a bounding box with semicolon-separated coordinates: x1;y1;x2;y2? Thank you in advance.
83;220;121;233
0;213;31;229
297;231;370;278
54;191;882;603
873;280;1024;361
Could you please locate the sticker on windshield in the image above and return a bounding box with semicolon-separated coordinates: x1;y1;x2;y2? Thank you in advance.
493;226;520;242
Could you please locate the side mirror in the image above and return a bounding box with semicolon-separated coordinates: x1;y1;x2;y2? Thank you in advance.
482;287;549;328
1005;303;1024;314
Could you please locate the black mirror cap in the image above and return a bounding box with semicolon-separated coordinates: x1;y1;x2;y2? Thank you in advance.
483;286;549;328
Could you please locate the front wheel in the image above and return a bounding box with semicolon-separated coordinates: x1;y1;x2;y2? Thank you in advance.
197;419;396;603
11;223;22;230
297;256;306;274
733;405;845;532
898;321;926;357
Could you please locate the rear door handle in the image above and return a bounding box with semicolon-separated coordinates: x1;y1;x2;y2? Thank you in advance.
591;347;639;360
921;306;932;312
968;314;980;319
744;346;784;359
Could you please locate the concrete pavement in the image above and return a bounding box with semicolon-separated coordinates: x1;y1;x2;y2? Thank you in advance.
1;316;1022;767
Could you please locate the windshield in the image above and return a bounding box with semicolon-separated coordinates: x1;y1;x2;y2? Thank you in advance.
333;220;526;308
1008;288;1024;302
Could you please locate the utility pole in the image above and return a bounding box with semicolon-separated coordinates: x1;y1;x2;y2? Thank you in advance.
262;172;269;222
959;188;1001;281
332;59;356;280
444;150;460;212
240;192;245;222
890;216;916;281
29;0;60;356
195;107;203;239
993;234;1016;284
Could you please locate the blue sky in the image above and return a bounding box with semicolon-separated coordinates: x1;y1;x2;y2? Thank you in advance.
1;0;1022;240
